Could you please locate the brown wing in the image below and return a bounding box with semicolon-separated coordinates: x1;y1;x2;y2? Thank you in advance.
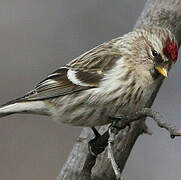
13;42;121;101
20;67;102;101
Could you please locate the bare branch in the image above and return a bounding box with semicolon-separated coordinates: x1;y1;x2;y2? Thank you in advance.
137;108;181;138
81;107;181;179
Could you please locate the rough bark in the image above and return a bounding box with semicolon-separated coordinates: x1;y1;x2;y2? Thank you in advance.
57;0;181;179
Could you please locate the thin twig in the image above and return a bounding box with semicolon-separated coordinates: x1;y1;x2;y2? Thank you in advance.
108;128;122;180
137;108;181;138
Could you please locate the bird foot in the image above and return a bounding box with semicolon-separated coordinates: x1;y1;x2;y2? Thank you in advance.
109;116;132;131
88;127;107;156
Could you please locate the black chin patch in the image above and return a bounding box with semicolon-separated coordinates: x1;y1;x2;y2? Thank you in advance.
150;68;161;80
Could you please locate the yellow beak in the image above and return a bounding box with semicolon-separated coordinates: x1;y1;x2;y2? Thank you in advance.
155;66;168;77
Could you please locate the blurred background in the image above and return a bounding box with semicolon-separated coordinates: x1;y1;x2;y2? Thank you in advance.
0;0;181;180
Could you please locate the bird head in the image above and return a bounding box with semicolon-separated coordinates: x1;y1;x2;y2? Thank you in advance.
148;35;178;78
125;27;179;78
155;37;178;77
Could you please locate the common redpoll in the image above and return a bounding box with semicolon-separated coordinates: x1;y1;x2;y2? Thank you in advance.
0;27;178;127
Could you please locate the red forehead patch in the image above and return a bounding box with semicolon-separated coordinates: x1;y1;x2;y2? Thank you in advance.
163;38;178;63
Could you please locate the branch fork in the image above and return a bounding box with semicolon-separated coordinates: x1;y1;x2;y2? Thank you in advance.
82;108;181;179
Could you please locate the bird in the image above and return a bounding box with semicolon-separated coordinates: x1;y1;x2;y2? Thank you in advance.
0;26;178;128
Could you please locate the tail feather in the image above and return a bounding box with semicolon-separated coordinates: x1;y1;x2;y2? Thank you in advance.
0;100;49;118
0;110;13;118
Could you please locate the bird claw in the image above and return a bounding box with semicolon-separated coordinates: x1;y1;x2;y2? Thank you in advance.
88;139;97;157
88;127;105;156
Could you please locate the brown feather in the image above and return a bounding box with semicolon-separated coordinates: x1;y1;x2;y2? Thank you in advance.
10;44;122;102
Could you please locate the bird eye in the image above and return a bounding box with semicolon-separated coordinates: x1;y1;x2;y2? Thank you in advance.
152;50;158;57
